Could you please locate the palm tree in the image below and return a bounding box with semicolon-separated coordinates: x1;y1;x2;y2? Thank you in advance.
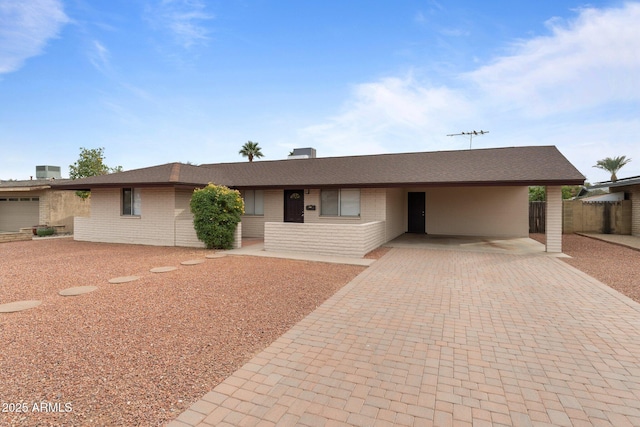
239;141;264;162
593;155;632;182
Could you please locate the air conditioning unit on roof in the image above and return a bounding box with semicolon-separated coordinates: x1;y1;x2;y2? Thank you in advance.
287;148;316;159
36;165;62;179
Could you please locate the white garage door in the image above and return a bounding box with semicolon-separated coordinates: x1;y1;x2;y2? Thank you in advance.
0;197;40;232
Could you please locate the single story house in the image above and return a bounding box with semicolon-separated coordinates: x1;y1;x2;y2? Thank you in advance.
50;146;585;256
590;175;640;236
0;178;89;233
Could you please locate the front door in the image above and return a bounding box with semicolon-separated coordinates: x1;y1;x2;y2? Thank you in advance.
284;189;304;223
408;192;425;233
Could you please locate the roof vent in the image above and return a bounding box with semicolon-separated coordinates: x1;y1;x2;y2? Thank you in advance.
287;148;316;159
36;165;62;179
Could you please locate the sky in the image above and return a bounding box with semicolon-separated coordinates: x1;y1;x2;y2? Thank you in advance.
1;0;639;184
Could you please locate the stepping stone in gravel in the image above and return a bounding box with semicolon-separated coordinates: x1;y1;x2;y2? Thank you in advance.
181;259;205;265
205;253;227;259
0;300;42;313
59;286;98;296
108;276;140;284
150;266;178;273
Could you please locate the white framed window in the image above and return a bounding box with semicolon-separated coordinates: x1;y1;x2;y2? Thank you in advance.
122;188;141;216
321;189;360;217
241;190;264;215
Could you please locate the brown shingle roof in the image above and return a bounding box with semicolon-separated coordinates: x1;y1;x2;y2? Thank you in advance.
50;146;585;190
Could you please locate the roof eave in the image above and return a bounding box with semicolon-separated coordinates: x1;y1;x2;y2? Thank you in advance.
50;182;207;191
0;185;51;192
231;179;586;190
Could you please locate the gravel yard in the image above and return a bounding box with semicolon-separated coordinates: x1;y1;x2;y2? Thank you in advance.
531;233;640;303
0;238;364;427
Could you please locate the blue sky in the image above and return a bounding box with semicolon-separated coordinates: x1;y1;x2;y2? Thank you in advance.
1;1;639;184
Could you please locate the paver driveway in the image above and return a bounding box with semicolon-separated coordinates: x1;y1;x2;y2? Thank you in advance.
169;247;640;427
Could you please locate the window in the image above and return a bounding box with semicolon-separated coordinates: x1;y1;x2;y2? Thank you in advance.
321;189;360;217
122;188;141;216
241;190;264;215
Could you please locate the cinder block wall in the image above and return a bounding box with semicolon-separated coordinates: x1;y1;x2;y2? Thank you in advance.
563;200;631;234
264;221;386;257
75;188;176;246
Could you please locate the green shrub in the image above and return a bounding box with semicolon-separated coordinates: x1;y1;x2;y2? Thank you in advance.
190;183;244;249
36;227;55;237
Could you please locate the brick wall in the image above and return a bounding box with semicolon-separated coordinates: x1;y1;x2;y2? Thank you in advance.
74;187;243;248
75;187;176;246
0;232;32;243
264;221;386;257
174;188;204;247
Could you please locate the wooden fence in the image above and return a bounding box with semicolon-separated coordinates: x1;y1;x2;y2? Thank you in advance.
529;201;546;233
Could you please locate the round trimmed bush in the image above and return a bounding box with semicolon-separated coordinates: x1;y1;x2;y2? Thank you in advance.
190;183;244;249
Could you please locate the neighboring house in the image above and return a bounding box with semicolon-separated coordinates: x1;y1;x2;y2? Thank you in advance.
0;179;90;233
50;146;585;255
590;175;640;236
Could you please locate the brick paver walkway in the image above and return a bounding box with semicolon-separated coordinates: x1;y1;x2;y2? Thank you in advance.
168;248;640;427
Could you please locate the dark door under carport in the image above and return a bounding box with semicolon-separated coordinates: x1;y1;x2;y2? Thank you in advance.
408;192;425;233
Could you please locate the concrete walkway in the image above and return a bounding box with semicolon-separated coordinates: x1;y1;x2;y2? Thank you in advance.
168;247;640;427
577;233;640;252
225;241;376;266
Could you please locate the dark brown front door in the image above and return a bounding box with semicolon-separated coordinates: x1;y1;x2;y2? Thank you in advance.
408;192;425;233
284;189;304;223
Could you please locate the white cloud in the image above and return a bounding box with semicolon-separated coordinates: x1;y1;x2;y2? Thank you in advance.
145;0;213;49
299;3;640;182
88;40;111;75
300;74;473;157
466;3;640;117
0;0;69;74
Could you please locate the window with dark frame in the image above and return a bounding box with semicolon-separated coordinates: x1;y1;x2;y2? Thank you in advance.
122;188;141;216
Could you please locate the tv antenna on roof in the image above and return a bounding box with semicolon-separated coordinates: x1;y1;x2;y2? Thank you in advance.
446;130;489;149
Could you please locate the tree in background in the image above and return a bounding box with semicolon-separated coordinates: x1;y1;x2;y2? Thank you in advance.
238;141;264;162
529;186;546;201
69;147;122;199
593;156;632;182
529;185;584;201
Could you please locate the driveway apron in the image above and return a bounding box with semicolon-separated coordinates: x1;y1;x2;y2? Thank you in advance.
169;247;640;427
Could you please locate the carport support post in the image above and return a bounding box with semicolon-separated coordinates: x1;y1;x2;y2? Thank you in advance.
545;186;562;253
